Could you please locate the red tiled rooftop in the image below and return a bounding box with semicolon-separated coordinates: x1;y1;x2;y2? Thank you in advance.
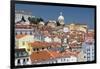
30;50;79;63
29;41;61;48
30;51;53;63
28;41;50;48
16;24;33;29
16;34;26;39
50;42;61;47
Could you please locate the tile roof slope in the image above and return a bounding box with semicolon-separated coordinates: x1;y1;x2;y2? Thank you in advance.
16;34;26;39
28;41;50;48
28;41;61;48
30;50;79;63
30;50;53;63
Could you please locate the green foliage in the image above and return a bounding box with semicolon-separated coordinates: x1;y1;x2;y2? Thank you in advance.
28;16;44;24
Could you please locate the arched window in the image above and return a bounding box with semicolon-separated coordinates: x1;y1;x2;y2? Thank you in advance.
23;59;26;64
84;56;86;58
27;58;29;61
42;47;44;50
17;59;20;65
33;48;36;51
37;48;39;51
64;58;65;61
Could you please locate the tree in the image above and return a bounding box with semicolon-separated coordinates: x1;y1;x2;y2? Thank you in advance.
56;21;60;26
28;17;44;24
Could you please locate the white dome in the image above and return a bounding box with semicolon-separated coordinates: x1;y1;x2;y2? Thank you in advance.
58;12;64;21
58;12;64;25
58;16;64;21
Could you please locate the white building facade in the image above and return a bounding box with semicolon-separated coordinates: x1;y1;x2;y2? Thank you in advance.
15;10;32;23
32;56;77;64
15;49;32;66
82;41;94;61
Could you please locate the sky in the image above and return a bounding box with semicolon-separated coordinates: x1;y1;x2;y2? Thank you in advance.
15;4;95;29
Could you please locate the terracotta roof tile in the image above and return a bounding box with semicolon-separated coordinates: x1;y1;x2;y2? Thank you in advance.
30;51;53;63
29;41;61;48
28;41;50;48
16;34;26;39
30;50;79;63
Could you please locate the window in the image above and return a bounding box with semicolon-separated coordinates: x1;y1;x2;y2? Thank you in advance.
87;58;90;61
27;49;30;52
37;48;39;51
23;52;28;56
23;42;25;45
27;58;29;61
42;48;44;50
87;53;89;56
19;52;22;57
30;32;32;35
92;49;94;51
84;56;86;58
87;49;90;51
33;48;36;51
92;56;94;58
61;59;63;61
17;59;20;64
87;57;90;59
23;59;26;64
67;59;69;61
20;32;22;35
92;52;94;55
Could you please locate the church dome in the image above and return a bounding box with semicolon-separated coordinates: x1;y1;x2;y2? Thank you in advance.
58;12;64;25
58;13;64;20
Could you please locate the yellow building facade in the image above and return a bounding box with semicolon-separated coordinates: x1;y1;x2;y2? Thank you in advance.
15;35;34;55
